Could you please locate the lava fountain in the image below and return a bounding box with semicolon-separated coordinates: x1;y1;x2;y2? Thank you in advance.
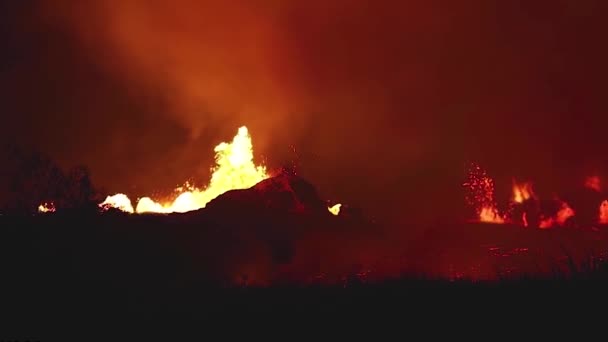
463;163;504;223
512;180;534;204
100;126;268;214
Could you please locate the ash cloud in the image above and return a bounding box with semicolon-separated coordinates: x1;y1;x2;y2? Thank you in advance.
2;0;607;222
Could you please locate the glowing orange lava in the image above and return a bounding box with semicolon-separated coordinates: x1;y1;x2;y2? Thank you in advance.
479;206;504;223
512;180;534;203
328;203;342;216
539;200;575;229
99;194;134;213
464;164;505;223
101;126;269;214
38;202;56;213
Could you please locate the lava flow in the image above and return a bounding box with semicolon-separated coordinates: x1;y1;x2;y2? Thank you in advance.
99;126;268;214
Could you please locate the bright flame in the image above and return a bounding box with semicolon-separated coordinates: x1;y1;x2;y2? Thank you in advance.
599;200;608;224
99;194;134;213
512;181;534;203
328;203;342;216
38;202;56;213
103;126;268;214
585;176;601;192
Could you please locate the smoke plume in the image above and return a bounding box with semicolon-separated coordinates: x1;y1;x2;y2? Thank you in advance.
2;0;607;223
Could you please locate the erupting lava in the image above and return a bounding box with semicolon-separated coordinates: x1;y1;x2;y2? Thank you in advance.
538;200;575;229
99;194;134;213
464;164;583;228
100;126;268;214
512;181;534;203
464;164;504;224
38;202;56;213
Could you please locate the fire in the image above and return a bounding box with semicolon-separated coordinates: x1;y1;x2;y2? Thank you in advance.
101;126;268;214
328;203;342;216
38;202;56;213
512;181;534;203
585;176;601;192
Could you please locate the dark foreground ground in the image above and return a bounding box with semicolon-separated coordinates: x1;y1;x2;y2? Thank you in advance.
2;208;608;338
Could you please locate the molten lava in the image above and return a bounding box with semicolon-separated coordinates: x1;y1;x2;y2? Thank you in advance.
512;181;534;203
479;206;504;223
99;194;135;213
464;164;505;223
539;200;575;229
38;202;56;213
101;126;269;214
328;203;342;216
463;164;584;228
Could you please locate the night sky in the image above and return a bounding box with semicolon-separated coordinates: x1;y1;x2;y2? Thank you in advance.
1;0;606;222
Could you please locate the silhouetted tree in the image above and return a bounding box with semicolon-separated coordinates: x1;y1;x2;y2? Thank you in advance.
61;165;98;209
0;144;100;213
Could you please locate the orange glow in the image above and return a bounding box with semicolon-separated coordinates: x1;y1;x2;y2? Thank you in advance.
479;206;504;223
555;201;575;225
328;203;342;216
38;202;56;213
538;217;553;229
599;200;608;224
464;164;505;223
102;126;268;214
512;181;534;203
585;176;601;192
99;194;134;213
539;200;575;229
